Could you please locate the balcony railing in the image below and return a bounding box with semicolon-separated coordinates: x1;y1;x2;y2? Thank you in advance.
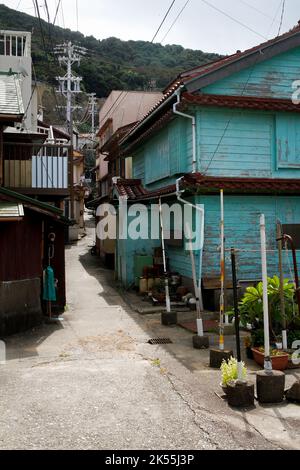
0;31;31;57
3;142;71;194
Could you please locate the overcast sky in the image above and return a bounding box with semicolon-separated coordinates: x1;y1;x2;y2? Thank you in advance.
3;0;300;54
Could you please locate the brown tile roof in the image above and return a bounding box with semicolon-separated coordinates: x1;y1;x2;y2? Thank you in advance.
183;173;300;194
113;173;300;201
122;22;300;149
182;92;300;113
113;178;176;201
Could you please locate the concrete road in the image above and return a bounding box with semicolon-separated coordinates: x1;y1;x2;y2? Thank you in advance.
0;216;300;450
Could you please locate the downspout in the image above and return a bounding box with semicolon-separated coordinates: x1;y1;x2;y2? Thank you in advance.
173;86;197;173
176;176;205;337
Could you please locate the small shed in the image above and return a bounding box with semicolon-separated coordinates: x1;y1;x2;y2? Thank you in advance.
0;187;70;336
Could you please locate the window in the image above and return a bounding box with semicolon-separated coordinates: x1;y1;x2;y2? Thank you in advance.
276;114;300;169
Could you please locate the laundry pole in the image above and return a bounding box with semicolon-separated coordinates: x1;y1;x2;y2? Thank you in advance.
186;222;204;336
219;190;225;350
159;198;171;313
260;215;272;371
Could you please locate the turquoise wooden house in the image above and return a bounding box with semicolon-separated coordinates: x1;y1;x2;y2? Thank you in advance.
113;25;300;292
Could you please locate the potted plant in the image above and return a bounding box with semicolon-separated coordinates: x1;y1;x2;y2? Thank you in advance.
238;276;297;349
251;346;289;371
220;357;247;393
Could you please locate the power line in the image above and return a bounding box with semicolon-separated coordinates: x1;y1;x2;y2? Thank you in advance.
53;0;62;26
98;91;130;136
32;0;66;124
15;0;22;10
237;0;273;20
161;0;191;43
277;0;286;37
202;2;284;175
151;0;176;43
199;0;267;40
76;0;79;31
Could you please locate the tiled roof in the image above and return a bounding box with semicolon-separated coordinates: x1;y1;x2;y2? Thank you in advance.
112;173;300;202
101;122;138;158
183;173;300;194
114;179;149;200
180;22;300;87
122;23;300;148
182;92;300;113
0;73;24;118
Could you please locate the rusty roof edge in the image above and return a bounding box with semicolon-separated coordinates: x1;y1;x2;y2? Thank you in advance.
185;27;300;91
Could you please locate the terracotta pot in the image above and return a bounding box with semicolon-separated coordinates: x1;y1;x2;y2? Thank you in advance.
251;347;289;371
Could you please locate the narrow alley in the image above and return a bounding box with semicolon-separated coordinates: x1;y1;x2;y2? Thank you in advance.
0;215;298;450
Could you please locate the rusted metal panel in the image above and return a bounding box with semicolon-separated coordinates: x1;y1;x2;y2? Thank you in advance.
0;211;42;282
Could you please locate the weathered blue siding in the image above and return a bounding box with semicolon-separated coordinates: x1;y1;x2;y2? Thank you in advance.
203;47;300;99
132;118;193;188
197;108;300;178
199;194;300;281
117;204;160;287
197;108;273;177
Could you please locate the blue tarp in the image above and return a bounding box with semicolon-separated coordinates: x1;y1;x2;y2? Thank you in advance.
43;266;57;302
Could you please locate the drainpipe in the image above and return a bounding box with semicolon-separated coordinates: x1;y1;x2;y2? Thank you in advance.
173;86;197;173
176;176;205;336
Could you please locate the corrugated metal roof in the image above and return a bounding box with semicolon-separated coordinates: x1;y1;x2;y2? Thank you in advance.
0;73;24;116
0;202;24;219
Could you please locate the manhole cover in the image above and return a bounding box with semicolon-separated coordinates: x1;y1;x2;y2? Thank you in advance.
148;338;173;345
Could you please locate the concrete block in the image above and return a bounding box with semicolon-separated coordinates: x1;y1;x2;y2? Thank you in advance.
161;311;177;326
226;382;255;408
210;348;233;368
256;370;285;404
193;335;209;349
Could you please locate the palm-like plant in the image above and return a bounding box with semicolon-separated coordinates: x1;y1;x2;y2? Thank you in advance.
239;276;296;332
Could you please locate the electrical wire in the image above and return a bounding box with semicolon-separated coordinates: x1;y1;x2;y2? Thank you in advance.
277;0;286;37
237;0;273;19
32;0;66;124
202;1;285;175
199;0;267;40
15;0;22;10
161;0;191;44
76;0;79;31
53;0;62;26
151;0;176;43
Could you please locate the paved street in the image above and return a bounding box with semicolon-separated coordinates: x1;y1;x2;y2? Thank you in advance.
0;216;300;450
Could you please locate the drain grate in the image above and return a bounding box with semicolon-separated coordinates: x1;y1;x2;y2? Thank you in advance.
148;338;173;345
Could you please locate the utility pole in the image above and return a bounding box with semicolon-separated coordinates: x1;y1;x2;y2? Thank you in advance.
87;93;97;141
54;42;86;219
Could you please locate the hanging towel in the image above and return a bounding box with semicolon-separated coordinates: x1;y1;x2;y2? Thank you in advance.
43;266;57;302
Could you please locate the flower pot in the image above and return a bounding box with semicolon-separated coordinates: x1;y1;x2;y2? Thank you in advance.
220;383;228;395
251;347;289;371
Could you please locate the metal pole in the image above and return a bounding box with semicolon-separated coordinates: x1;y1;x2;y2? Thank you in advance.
186;222;203;336
231;248;243;380
260;215;272;371
283;234;300;316
277;222;287;349
219;189;225;350
159;198;171;313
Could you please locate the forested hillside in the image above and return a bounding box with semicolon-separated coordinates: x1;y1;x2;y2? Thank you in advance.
0;4;221;97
